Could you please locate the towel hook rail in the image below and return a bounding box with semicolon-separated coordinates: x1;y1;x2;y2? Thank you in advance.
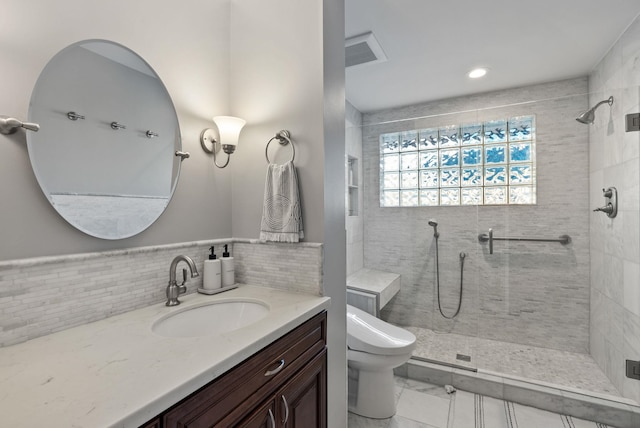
265;130;295;164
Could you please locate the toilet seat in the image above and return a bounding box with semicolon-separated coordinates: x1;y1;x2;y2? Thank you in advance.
347;304;416;356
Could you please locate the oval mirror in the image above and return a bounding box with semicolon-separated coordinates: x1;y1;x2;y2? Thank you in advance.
27;40;182;240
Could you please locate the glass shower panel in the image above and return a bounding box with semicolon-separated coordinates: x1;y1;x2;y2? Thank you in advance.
360;91;632;404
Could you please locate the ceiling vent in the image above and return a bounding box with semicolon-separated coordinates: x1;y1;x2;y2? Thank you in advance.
345;32;387;68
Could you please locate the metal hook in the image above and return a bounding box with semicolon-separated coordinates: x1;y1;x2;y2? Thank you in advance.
67;112;85;121
175;151;190;161
110;121;126;130
0;116;40;135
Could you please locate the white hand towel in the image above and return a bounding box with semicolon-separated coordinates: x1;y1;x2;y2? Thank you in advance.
260;161;304;242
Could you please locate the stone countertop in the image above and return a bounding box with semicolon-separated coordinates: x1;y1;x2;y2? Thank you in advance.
0;285;330;428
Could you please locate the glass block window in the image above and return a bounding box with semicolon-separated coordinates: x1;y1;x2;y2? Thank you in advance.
379;115;535;206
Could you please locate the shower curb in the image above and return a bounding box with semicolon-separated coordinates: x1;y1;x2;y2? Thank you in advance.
396;358;640;428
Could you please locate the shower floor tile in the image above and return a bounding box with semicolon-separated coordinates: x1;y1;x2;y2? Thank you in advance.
406;326;622;397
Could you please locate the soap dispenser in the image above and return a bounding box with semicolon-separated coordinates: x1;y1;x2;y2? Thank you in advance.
203;246;221;290
221;244;235;287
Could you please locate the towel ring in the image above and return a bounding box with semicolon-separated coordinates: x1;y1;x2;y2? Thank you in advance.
265;130;295;164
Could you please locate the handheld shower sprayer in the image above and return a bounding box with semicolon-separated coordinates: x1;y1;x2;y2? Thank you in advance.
428;219;439;238
427;219;465;319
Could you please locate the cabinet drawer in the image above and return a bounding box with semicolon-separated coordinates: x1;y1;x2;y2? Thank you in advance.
163;311;326;427
220;348;327;428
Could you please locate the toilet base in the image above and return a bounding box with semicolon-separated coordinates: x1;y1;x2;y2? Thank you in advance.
348;367;396;419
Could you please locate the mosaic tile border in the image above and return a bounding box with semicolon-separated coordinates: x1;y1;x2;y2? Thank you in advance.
0;238;323;347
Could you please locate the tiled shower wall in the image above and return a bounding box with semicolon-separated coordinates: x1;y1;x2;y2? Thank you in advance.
588;15;640;403
362;77;591;353
346;101;364;276
0;239;323;347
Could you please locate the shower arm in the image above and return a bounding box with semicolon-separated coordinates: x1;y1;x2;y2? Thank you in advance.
591;96;614;111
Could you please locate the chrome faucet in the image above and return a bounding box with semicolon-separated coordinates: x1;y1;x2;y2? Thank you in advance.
166;255;199;306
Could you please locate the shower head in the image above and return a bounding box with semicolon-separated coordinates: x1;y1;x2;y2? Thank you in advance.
428;219;439;238
576;96;613;124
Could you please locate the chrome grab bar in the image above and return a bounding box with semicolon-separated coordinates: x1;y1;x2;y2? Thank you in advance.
478;228;571;254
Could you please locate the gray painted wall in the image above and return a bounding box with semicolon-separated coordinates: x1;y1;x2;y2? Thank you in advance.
321;0;349;424
0;0;233;260
0;0;347;425
588;14;640;403
229;1;347;425
362;78;591;353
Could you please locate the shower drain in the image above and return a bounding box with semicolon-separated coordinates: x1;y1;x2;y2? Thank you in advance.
456;353;471;362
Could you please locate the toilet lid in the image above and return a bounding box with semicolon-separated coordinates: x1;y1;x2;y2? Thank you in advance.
347;304;416;356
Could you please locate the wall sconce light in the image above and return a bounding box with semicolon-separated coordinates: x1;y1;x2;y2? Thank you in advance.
200;116;246;168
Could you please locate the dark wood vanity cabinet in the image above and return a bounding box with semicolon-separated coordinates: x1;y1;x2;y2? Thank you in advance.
147;311;327;428
139;419;161;428
234;350;326;428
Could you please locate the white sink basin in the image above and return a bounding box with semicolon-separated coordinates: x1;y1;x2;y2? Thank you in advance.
152;299;270;338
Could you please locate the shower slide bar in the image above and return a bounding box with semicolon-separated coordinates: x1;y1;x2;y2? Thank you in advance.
478;228;571;254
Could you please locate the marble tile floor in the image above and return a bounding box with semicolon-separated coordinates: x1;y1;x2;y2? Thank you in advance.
348;377;618;428
406;326;621;398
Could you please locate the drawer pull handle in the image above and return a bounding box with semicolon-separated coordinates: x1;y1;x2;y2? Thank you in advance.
281;395;289;424
268;408;275;428
264;359;285;377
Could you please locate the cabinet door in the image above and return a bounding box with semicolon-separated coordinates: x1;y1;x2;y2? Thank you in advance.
238;399;277;428
139;418;160;428
278;348;327;428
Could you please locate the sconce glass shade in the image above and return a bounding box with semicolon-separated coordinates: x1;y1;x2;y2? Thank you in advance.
213;116;246;152
200;115;245;168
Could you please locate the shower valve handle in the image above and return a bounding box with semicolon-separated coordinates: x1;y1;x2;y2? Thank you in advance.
593;204;614;215
595;186;617;218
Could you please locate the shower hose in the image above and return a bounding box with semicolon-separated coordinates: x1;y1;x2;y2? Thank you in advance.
433;235;466;319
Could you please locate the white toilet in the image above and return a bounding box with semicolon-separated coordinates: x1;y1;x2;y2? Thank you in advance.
346;304;416;419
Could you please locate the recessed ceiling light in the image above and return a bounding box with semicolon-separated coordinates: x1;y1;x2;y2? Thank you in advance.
468;68;488;79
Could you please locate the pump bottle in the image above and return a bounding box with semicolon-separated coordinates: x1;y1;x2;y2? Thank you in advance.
221;244;235;287
203;246;221;290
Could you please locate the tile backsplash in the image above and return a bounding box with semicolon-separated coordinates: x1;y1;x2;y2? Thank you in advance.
0;239;323;347
233;241;323;295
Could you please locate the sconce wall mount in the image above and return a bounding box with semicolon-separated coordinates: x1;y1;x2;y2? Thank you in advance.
200;116;245;168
